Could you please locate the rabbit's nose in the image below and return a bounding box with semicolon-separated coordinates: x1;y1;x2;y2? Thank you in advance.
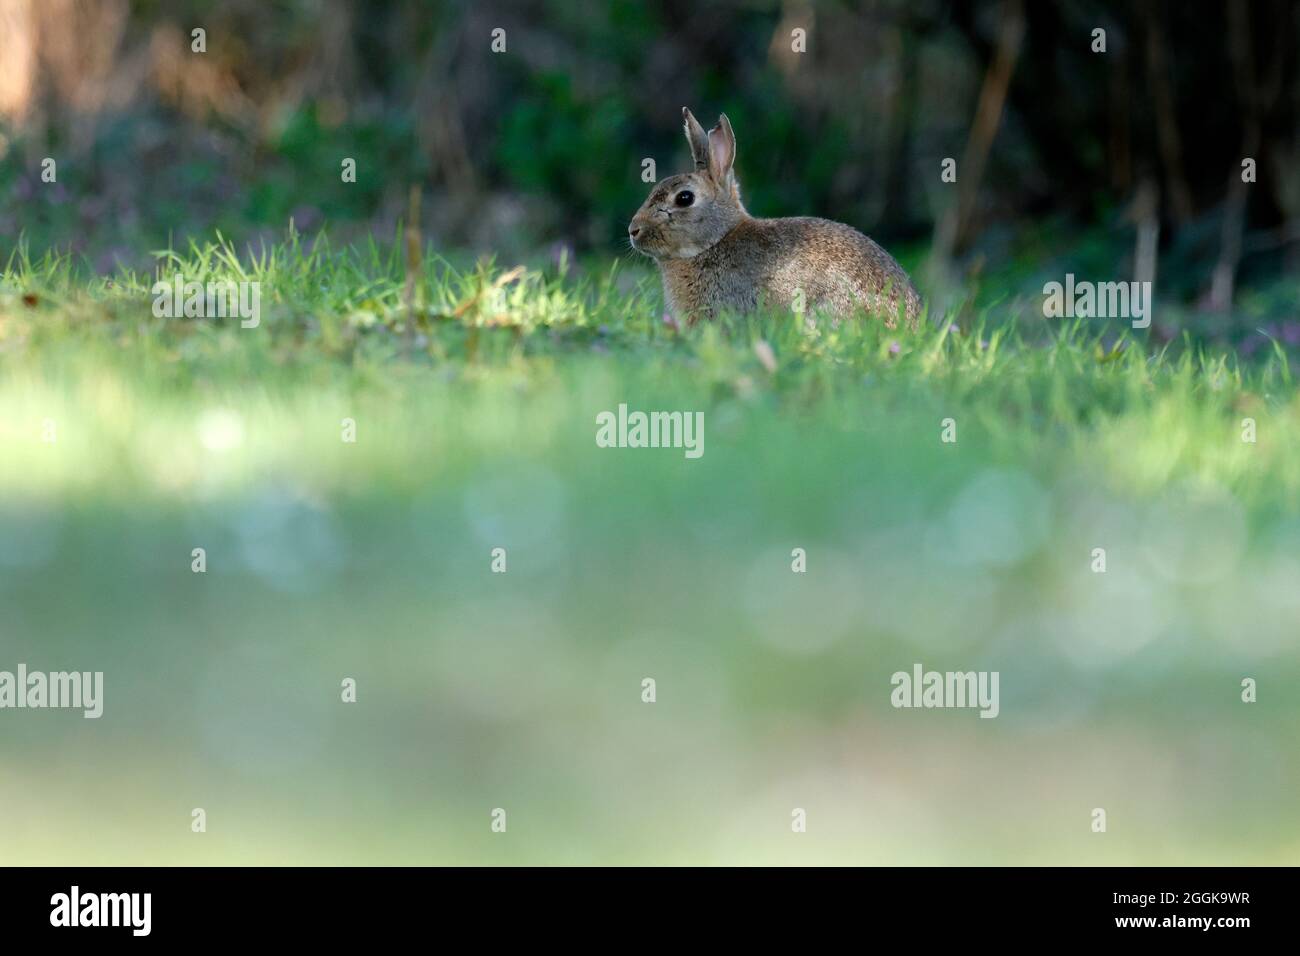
628;225;641;238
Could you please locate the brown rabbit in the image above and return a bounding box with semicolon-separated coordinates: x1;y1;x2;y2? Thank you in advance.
629;108;922;327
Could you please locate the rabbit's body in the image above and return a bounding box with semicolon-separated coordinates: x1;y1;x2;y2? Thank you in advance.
630;109;921;327
659;215;920;325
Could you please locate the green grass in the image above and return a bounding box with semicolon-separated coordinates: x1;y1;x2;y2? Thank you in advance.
1;231;1298;865
3;229;1296;503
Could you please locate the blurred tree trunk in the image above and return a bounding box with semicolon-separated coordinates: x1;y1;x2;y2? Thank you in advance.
1209;0;1286;310
1141;0;1195;227
929;0;1024;294
0;0;37;127
954;1;1091;214
0;0;134;160
1131;178;1160;333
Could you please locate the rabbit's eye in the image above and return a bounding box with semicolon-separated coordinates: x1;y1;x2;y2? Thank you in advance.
674;190;694;207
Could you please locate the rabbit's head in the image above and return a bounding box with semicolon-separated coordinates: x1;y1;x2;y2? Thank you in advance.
628;108;746;261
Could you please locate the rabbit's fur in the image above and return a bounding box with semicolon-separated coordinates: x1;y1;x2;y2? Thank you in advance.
630;109;921;327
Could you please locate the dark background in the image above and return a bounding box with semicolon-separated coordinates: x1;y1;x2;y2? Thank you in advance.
1;0;1298;346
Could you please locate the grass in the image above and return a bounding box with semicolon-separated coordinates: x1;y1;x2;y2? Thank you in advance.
1;229;1298;865
4;229;1297;501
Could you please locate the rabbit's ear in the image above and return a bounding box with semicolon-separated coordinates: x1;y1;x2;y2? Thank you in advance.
683;108;710;170
708;114;736;184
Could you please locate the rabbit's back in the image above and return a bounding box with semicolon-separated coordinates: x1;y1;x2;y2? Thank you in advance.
664;216;921;326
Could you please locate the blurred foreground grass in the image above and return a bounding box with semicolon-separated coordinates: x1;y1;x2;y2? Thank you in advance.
0;233;1298;864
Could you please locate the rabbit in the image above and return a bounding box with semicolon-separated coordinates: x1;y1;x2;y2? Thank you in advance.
629;108;922;327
